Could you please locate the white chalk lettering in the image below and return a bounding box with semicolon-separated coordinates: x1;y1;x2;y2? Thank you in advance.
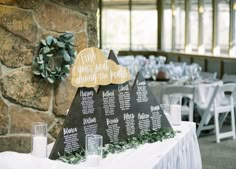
77;65;93;73
110;69;128;80
80;53;96;65
77;73;97;84
63;128;77;135
83;117;96;125
151;105;160;112
118;84;129;92
95;61;109;72
106;118;119;126
137;80;146;86
103;91;114;97
80;90;93;97
138;113;150;120
124;113;134;120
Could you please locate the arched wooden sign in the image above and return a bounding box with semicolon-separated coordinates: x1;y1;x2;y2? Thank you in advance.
71;47;131;88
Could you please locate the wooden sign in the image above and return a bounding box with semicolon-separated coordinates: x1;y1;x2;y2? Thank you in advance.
71;47;131;88
49;50;172;160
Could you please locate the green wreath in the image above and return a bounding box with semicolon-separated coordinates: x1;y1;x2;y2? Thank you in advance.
32;32;77;83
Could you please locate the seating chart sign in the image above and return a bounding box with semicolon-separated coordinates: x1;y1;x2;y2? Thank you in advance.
49;49;172;160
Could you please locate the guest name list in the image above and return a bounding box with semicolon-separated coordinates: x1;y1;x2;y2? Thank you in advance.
49;50;171;160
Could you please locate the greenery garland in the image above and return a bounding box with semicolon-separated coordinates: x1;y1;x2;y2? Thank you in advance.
58;128;177;164
32;32;77;84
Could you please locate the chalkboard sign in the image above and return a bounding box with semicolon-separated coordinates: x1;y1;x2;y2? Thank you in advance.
131;72;170;135
49;49;172;160
107;50;119;64
96;84;125;143
49;87;99;159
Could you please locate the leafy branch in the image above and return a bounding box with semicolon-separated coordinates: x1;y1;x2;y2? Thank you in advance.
58;128;177;164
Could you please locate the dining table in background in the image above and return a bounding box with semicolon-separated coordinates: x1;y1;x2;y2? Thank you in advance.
148;79;224;108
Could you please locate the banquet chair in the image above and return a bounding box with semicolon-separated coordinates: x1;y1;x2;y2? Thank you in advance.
221;83;236;124
196;84;236;143
222;73;236;83
163;86;195;121
222;83;236;105
200;72;217;80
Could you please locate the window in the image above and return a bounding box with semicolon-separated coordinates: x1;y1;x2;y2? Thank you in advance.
219;0;229;55
102;1;130;50
190;1;199;52
203;1;213;54
163;0;172;50
102;0;157;51
131;8;157;50
175;0;185;51
234;6;236;56
99;0;236;57
97;7;101;48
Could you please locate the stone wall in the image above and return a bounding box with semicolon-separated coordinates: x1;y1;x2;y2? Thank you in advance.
0;0;98;153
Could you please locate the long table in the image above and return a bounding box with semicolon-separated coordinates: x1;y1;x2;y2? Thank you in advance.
0;122;202;169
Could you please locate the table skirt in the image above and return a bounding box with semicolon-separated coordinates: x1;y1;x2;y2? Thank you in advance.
0;122;202;169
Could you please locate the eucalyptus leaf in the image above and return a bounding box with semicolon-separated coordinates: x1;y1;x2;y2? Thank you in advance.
57;41;65;48
63;50;71;62
41;72;46;78
47;54;53;57
64;65;70;70
67;45;73;50
39;54;43;60
39;64;44;70
47;77;54;83
65;73;69;77
51;71;56;75
41;39;47;46
53;38;58;44
46;67;51;72
46;35;53;46
63;65;70;73
45;70;48;77
33;70;41;75
43;55;49;63
68;49;74;56
63;32;74;39
60;76;65;81
43;46;50;54
50;47;55;50
68;38;75;45
56;66;61;72
74;51;78;56
37;59;44;64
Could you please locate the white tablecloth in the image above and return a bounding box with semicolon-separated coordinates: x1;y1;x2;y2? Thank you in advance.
148;80;223;108
0;122;202;169
187;80;223;109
